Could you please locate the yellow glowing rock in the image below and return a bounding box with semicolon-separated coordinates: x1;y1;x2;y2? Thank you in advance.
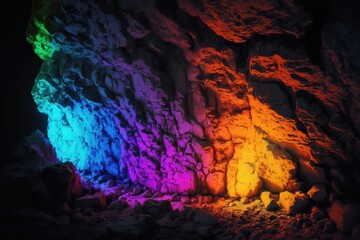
236;162;263;197
257;142;297;193
227;145;242;197
206;171;226;196
279;191;309;213
260;191;279;211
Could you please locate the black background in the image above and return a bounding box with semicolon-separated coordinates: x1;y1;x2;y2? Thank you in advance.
1;0;47;161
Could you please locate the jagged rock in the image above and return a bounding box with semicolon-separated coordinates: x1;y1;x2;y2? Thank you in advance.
260;191;279;211
328;200;360;233
26;0;360;199
307;184;327;203
279;191;309;213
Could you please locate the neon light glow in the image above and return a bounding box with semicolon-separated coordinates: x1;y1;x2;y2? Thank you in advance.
26;0;358;203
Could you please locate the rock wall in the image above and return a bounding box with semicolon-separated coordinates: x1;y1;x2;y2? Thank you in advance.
27;0;360;198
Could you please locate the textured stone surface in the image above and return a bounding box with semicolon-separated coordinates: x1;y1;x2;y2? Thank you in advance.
260;191;279;211
26;0;360;202
279;191;309;213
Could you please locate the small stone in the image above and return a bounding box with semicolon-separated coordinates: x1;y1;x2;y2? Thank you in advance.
240;197;249;204
279;191;309;213
152;192;163;198
133;186;143;196
260;191;279;211
307;184;327;203
181;196;190;204
142;189;153;198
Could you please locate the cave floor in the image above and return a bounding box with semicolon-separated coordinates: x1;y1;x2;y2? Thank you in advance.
1;192;350;240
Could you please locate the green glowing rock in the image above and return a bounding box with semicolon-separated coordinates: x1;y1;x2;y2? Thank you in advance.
27;19;54;60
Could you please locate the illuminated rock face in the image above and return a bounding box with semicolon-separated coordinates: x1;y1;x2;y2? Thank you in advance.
27;0;360;197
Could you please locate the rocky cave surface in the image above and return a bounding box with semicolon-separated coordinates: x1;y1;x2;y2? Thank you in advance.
1;0;360;239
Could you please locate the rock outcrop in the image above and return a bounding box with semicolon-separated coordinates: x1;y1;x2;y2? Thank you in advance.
26;0;359;214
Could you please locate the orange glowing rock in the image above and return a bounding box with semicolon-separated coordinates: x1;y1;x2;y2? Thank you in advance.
236;161;263;198
249;95;313;161
307;184;327;203
260;191;279;211
231;126;297;196
255;141;297;193
206;171;226;196
279;191;309;213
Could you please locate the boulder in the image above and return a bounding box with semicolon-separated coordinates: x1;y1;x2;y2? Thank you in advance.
307;184;327;203
279;191;309;213
260;191;279;211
